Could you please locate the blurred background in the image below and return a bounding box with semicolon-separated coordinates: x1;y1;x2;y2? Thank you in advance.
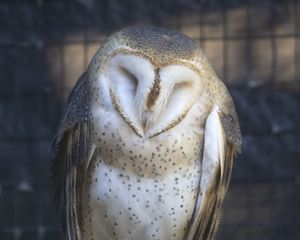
0;0;299;239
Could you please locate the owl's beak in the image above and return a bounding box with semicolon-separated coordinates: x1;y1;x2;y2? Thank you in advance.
140;69;161;132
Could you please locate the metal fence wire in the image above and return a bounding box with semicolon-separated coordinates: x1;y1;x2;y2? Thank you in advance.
0;0;299;239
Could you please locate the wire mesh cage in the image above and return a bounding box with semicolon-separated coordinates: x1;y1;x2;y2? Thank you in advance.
0;0;299;239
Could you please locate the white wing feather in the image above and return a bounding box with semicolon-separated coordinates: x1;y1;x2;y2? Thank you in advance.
186;107;228;240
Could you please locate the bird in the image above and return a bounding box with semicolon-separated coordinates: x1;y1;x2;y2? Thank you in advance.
49;26;242;240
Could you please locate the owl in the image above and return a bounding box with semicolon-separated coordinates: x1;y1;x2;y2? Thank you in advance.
50;26;241;240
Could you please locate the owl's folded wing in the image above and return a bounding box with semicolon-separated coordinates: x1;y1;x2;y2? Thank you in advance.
49;72;95;240
186;104;241;240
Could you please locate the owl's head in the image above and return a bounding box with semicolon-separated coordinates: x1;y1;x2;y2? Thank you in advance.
89;26;218;138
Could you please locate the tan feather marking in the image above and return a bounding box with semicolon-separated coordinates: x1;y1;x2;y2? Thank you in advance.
146;68;160;109
109;87;143;138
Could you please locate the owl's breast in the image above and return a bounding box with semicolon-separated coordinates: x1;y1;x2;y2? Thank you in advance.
91;101;206;177
81;104;206;239
81;155;201;240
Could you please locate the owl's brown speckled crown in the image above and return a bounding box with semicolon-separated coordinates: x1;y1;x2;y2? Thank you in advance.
91;25;214;76
106;26;199;65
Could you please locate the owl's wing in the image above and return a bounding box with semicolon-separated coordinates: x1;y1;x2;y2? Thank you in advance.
187;105;241;240
49;72;95;240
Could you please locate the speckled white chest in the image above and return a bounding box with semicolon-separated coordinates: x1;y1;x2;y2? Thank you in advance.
83;160;200;240
81;102;207;240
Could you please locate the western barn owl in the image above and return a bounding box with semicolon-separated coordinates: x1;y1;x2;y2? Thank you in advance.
50;26;241;240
